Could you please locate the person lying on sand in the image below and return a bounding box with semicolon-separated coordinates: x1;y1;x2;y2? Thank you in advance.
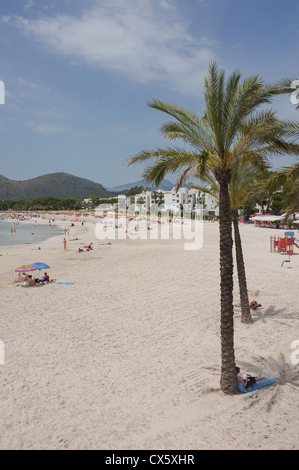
234;300;263;309
78;243;93;252
236;367;265;388
249;300;263;310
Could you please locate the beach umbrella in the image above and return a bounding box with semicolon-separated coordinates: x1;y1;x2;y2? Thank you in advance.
31;262;50;270
15;265;37;272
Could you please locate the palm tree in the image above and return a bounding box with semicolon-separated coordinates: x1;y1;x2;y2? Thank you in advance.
229;164;262;324
127;63;299;394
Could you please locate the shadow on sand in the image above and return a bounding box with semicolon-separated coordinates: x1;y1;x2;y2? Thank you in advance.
250;305;297;326
238;354;299;411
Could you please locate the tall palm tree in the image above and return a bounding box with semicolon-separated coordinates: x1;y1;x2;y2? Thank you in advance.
127;63;299;394
229;164;262;324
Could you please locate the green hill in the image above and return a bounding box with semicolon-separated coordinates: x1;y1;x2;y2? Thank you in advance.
0;173;114;200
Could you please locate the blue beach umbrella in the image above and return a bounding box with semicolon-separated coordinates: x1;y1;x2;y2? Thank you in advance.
31;262;50;270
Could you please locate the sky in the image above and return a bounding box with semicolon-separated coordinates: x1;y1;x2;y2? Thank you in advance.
0;0;299;188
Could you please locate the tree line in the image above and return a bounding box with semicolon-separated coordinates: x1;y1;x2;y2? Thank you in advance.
0;196;118;211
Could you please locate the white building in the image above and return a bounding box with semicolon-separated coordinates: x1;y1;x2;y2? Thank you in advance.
201;191;219;217
163;187;219;216
133;190;165;213
164;187;199;212
129;187;219;216
96;187;219;217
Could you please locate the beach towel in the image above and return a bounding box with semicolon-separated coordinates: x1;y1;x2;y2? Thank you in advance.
55;281;74;285
238;376;276;393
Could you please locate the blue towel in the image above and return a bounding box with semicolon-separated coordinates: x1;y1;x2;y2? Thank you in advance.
56;281;74;285
238;376;276;393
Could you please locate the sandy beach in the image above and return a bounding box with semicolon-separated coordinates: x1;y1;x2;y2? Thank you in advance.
0;215;298;450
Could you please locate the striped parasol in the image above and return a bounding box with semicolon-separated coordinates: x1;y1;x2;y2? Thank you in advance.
15;265;37;272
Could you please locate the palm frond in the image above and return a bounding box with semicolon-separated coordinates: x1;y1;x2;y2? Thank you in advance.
223;77;280;153
136;149;202;186
204;61;226;155
281;120;299;139
274;78;299;109
174;164;200;191
147;99;201;130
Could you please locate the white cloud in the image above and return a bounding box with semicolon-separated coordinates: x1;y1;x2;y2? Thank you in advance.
10;0;217;95
17;77;39;89
24;0;34;9
27;121;68;135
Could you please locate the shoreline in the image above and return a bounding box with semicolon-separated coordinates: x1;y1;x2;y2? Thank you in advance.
0;212;97;251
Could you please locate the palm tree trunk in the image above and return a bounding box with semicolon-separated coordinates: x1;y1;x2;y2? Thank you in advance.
216;170;237;395
232;210;252;324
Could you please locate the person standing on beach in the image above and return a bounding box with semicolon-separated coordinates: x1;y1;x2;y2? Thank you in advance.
63;238;67;250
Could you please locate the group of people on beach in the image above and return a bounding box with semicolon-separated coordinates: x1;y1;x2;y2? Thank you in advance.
21;272;50;287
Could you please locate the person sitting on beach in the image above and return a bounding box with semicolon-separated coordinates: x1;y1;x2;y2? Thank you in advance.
38;272;50;284
249;300;262;310
22;273;29;282
20;273;29;286
236;367;265;388
28;275;35;286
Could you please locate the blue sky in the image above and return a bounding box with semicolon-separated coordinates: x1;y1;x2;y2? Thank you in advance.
0;0;299;188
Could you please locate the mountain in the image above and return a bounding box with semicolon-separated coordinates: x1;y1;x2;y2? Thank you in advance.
106;178;174;192
0;173;114;200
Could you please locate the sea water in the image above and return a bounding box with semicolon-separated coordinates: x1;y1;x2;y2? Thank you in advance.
0;220;64;246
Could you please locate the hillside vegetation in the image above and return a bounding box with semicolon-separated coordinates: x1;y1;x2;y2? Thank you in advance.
0;173;114;200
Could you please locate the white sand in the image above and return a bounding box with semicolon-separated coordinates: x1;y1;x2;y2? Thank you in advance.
0;216;298;450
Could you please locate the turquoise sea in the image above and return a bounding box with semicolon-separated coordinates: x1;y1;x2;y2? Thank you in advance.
0;220;64;246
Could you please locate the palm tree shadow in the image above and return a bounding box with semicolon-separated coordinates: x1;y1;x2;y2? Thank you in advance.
192;354;299;414
251;305;297;326
239;353;299;411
